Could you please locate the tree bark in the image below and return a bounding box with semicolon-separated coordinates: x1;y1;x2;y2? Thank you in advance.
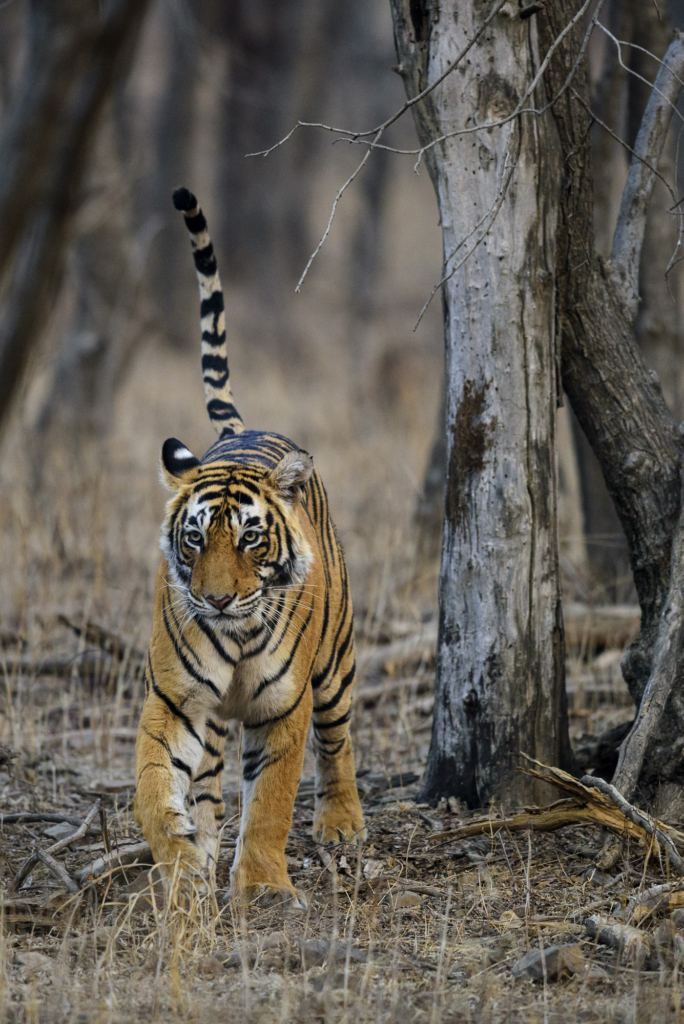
390;0;572;807
0;0;151;433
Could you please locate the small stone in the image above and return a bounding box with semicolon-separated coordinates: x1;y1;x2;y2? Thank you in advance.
485;947;505;966
394;892;422;909
582;964;610;983
198;956;224;978
310;971;363;993
511;944;583;981
223;942;257;969
14;951;55;978
299;939;367;968
499;910;522;929
260;930;288;950
363;859;384;880
671;908;684;928
582;866;613;887
43;822;77;840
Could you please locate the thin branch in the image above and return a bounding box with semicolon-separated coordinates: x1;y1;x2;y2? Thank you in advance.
36;849;80;895
248;0;511;156
0;812;86;827
609;30;684;318
295;132;379;292
612;471;684;799
257;0;605;291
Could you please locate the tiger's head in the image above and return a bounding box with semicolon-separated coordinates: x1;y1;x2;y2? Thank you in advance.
159;438;314;635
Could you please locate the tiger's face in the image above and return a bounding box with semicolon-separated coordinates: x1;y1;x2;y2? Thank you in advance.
159;439;314;635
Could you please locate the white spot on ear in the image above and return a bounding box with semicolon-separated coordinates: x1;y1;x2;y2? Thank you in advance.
270;449;314;495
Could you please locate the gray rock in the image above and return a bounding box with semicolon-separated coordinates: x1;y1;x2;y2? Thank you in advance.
299;939;367;968
511;944;583;981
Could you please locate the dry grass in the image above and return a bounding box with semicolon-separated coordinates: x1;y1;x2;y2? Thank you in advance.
1;245;680;1021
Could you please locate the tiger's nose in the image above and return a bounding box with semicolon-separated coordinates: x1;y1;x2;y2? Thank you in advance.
206;594;234;610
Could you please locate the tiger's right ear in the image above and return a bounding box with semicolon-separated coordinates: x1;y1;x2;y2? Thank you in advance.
161;438;200;489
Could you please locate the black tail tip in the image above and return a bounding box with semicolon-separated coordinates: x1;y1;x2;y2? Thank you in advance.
172;187;198;212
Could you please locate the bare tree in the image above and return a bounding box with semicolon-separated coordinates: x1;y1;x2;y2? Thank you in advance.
0;0;150;432
382;0;684;810
390;0;574;806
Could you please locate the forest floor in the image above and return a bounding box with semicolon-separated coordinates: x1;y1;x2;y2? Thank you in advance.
2;603;682;1024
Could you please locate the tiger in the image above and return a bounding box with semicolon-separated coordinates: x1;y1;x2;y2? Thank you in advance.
133;187;365;904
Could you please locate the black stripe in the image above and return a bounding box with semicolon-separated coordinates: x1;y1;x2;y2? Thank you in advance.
162;598;221;699
317;741;348;757
184;211;206;233
316;737;346;756
202;330;226;348
200;291;224;318
251;601;313;696
207;717;229;737
204;741;220;757
204;372;229;389
193;243;217;275
195;760;224;783
167;596;202;667
149;660;203;746
202;353;228;373
313;663;355;714
314;710;351;732
171;756;193;778
194;793;223;805
193;616;237;666
312;604;351;689
244;678;308;729
207;399;240;421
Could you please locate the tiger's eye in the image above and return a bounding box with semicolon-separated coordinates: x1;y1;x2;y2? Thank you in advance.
243;529;259;544
186;529;203;546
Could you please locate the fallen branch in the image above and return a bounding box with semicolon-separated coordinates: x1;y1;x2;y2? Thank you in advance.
10;799;101;893
78;840;153;886
427;757;684;875
35;849;79;895
580;775;684;873
0;813;86;827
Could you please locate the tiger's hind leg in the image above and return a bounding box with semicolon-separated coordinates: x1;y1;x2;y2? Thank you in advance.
311;645;365;846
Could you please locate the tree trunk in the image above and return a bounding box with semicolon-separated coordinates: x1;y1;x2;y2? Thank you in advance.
390;0;572;807
538;4;684;814
0;0;151;433
32;113;149;483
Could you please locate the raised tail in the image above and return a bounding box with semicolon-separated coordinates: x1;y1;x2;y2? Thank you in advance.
172;187;243;437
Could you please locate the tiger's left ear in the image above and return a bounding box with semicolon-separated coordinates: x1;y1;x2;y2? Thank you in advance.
160;437;200;489
268;449;313;502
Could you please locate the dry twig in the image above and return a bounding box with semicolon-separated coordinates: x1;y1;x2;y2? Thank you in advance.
10;799;101;894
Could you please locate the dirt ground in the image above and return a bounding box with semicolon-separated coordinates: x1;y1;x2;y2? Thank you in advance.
0;225;676;1021
1;590;681;1024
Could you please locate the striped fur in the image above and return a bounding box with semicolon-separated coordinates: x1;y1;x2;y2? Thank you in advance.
134;190;364;901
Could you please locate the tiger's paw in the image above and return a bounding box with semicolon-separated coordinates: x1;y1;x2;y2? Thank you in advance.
224;882;307;912
313;797;366;846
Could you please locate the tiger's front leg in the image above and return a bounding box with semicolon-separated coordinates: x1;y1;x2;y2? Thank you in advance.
231;684;313;905
134;662;219;888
